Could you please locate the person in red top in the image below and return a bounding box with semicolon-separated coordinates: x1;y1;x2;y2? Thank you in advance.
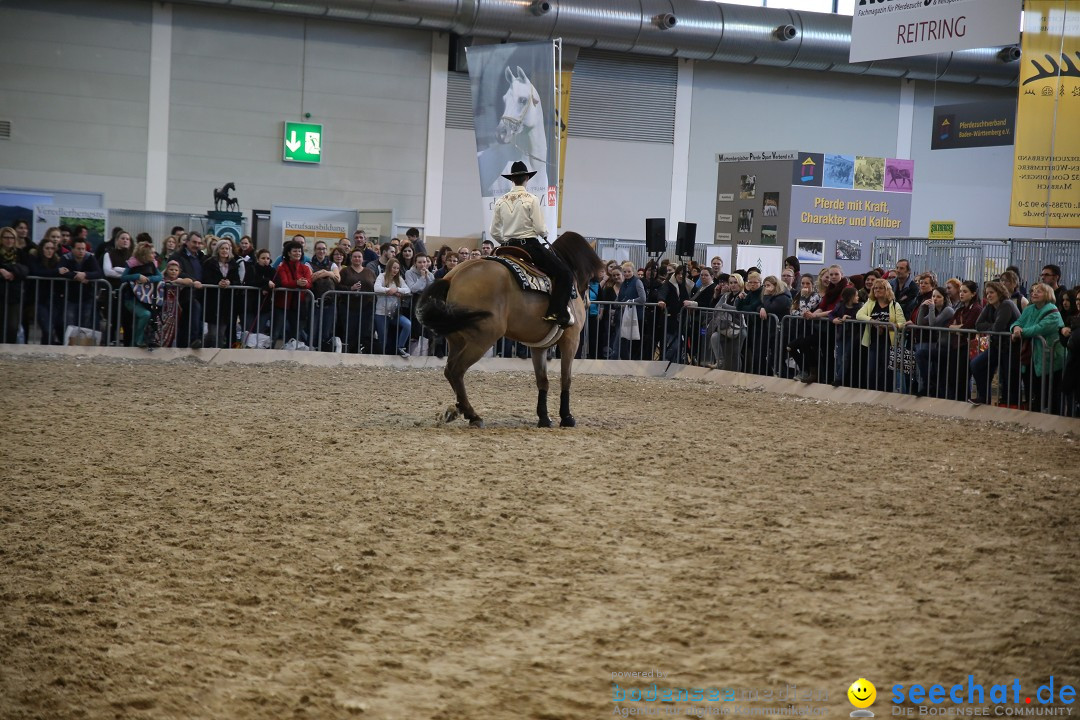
944;279;983;401
272;239;313;349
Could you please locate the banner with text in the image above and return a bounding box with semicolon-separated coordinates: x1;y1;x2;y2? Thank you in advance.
850;0;1021;64
1010;0;1080;228
466;41;558;239
931;100;1015;150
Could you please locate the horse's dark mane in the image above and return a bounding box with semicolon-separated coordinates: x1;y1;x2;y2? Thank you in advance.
551;231;605;296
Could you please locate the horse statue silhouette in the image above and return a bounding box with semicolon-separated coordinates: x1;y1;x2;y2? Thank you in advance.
416;231;604;429
214;182;237;211
485;66;550;198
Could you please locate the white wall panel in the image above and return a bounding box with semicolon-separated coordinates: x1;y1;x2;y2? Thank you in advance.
0;0;151;209
167;5;430;217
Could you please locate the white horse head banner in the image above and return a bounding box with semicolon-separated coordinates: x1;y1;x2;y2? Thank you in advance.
466;41;559;239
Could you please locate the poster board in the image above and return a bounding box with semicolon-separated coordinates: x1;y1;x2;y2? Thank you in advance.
735;245;784;278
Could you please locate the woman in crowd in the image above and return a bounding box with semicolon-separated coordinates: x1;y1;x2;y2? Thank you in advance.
272;239;312;349
373;256;412;358
330;246;347;272
944;278;962;308
26;236;65;344
913;286;956;397
943;280;983;400
405;253;436;356
119;242;163;348
202;238;242;348
398;242;416;274
241;248;276;340
657;264;691;363
734;271;764;373
616;260;646;360
0;226;28;343
1000;270;1028;311
1011;283;1066;413
755;275;791;375
707;273;746;371
160;234;178;264
781;274;822;379
829;286;861;387
338;249;375;353
856;278;906;392
237;235;255;263
1059;290;1080;410
435;251;458;279
598;264;622;359
683;267;719;365
970;281;1021;406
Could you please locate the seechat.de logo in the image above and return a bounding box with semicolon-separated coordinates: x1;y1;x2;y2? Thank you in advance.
891;676;1076;716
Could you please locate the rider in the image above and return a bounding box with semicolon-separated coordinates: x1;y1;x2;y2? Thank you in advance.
489;161;574;328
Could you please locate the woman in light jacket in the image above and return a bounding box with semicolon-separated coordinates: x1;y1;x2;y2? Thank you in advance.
374;256;412;358
856;278;907;392
615;260;646;360
1011;282;1066;413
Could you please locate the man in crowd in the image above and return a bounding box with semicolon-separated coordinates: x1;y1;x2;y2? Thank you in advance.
168;231;206;348
1040;264;1065;310
366;242;396;277
58;238;103;330
890;258;919;317
481;239;495;257
309;240;341;352
405;227;427;256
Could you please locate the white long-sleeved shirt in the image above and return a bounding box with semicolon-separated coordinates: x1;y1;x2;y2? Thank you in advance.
489;185;547;242
373;272;412;316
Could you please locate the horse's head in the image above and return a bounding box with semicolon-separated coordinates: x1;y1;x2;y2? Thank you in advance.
496;66;540;143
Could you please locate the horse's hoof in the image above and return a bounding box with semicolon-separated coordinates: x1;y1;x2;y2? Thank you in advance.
469;418;485;429
559;415;576;428
441;406;460;423
537;417;552;428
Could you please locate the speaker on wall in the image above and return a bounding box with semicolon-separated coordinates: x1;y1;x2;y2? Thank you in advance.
645;218;666;254
675;221;697;257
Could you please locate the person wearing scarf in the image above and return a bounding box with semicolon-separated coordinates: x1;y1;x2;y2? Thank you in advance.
657;264;691;363
0;226;28;343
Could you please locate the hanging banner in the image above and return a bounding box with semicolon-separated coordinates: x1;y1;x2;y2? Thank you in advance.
850;0;1022;64
465;41;559;238
557;67;572;229
1010;0;1080;228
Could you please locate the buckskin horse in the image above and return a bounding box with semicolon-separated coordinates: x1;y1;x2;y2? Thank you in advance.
416;231;605;429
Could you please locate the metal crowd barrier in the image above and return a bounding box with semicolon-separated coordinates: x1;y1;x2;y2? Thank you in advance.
872;237;1079;286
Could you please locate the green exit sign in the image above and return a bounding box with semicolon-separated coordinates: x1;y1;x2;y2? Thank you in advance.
283;122;322;163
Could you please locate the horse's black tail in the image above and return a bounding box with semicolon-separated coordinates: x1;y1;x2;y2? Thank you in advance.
416;279;492;336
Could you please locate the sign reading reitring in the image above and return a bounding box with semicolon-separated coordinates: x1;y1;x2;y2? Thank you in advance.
283;122;323;164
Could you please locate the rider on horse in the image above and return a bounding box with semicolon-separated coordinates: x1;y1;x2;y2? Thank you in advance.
488;161;574;328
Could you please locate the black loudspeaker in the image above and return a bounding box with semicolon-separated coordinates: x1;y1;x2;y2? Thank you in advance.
675;221;697;257
645;218;666;254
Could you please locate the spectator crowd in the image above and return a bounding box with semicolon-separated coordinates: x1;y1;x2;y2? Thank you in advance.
1;221;1077;417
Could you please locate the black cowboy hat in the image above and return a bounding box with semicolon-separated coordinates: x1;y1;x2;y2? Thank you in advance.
501;161;537;181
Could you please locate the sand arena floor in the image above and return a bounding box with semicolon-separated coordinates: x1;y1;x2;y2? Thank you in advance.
1;355;1078;720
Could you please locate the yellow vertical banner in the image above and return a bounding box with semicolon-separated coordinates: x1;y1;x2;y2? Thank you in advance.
557;69;572;229
1010;0;1080;228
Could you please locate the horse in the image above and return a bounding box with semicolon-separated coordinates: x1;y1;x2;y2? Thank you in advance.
416;231;605;429
214;182;236;211
886;166;912;189
489;66;549;198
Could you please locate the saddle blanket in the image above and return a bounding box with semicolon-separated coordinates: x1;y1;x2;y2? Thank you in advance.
483;255;576;298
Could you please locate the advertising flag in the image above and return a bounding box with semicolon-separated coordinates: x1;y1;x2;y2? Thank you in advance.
1010;0;1080;228
465;41;559;238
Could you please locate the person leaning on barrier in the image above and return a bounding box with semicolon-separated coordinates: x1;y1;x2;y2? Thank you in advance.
942;280;983;401
829;286;861;387
58;238;103;332
1011;283;1066;414
970;281;1021;406
309;240;342;352
120;242;163;349
0;226;28;343
856;278;907;393
202;238;242;348
1059;289;1080;405
168;231;206;349
27;236;65;345
272;240;313;348
338;249;376;354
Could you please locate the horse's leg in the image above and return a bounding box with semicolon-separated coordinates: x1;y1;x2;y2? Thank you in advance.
532;348;552;428
557;327;581;427
444;335;490;428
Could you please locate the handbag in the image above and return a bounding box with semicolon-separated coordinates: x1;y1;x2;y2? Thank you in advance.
887;345;916;375
619;306;641;341
968;334;989;360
